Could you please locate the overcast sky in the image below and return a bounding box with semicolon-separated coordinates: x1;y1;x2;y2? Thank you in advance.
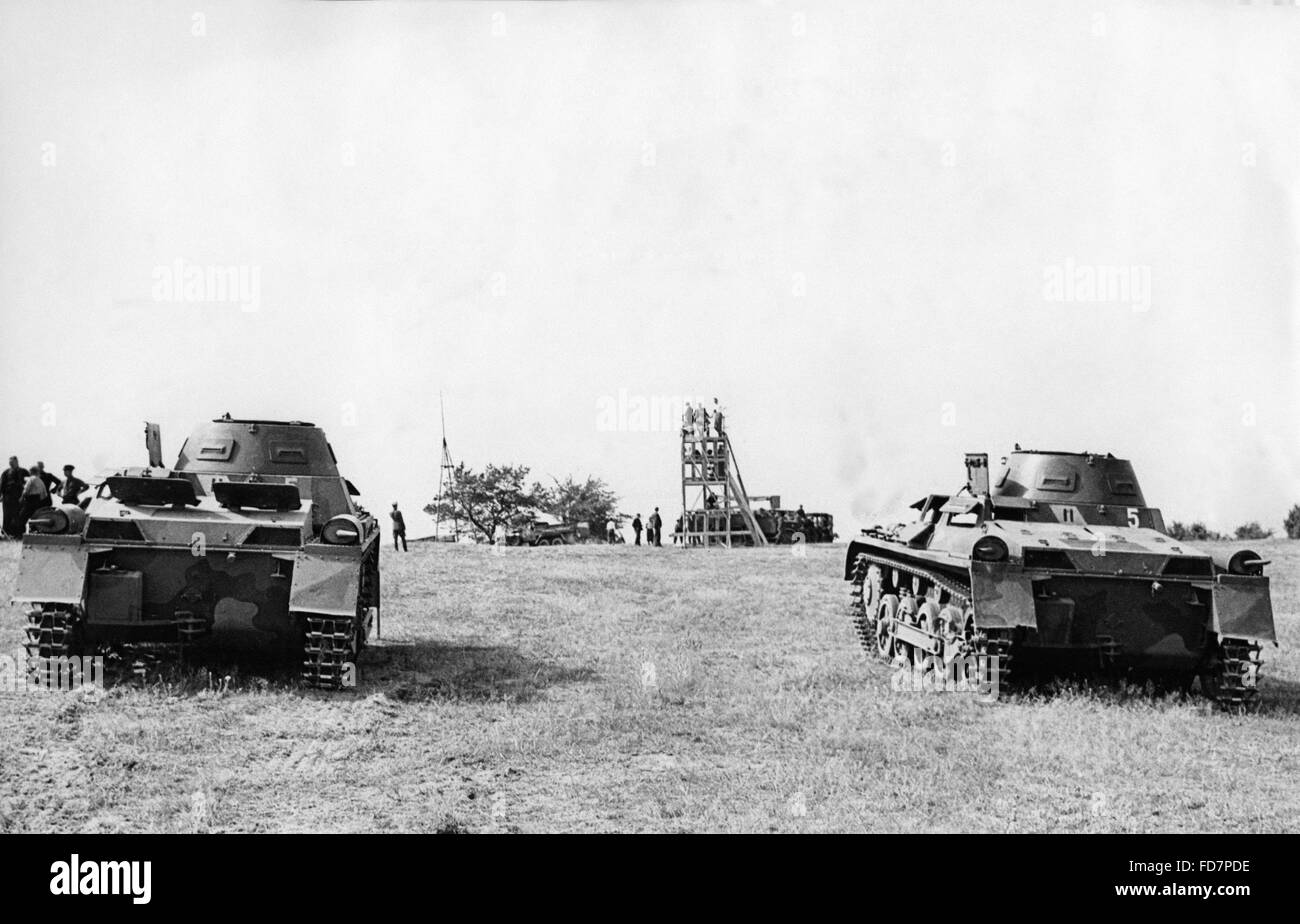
1;0;1297;538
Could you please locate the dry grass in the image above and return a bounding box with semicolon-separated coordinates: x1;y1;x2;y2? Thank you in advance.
1;538;1297;833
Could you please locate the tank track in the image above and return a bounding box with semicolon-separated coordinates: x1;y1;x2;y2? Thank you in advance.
848;551;987;663
301;615;357;689
849;552;1263;707
849;551;1021;692
982;633;1014;689
299;546;377;690
1204;638;1262;710
23;604;83;686
848;553;874;650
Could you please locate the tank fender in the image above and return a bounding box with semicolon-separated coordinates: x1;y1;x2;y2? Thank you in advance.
968;561;1038;630
844;540;873;580
289;546;363;618
1211;575;1276;643
11;535;90;606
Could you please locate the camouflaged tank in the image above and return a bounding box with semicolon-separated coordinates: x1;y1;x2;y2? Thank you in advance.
14;415;380;689
845;450;1275;707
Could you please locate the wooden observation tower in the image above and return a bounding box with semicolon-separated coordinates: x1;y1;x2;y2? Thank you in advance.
679;405;767;547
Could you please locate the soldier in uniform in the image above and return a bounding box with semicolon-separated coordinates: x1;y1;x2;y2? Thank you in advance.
632;513;643;546
60;465;89;506
390;502;407;551
34;461;61;500
692;404;707;441
650;507;663;547
1;456;29;538
17;467;50;534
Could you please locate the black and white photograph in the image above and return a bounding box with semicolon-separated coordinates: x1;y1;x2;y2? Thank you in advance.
0;0;1296;902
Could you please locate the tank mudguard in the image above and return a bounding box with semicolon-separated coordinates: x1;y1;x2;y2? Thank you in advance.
1212;575;1275;643
289;546;362;617
844;540;872;579
969;562;1038;630
11;536;89;605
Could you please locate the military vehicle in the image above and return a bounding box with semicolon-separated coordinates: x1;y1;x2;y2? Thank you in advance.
757;509;836;544
505;517;591;546
845;449;1275;706
14;416;380;689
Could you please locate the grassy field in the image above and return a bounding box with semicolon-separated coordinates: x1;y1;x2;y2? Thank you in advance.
0;538;1297;833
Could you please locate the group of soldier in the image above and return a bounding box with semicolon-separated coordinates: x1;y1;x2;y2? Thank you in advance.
683;400;725;440
0;456;90;539
606;508;664;546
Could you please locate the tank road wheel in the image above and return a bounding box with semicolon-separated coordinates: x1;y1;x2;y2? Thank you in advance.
915;601;940;635
1201;637;1263;711
24;604;85;688
937;604;964;649
876;594;899;660
893;596;918;663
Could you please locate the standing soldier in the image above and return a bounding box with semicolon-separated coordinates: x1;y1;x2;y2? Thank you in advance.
682;402;694;438
1;456;29;538
712;398;725;437
59;465;88;506
632;513;643;546
390;502;408;551
692;404;707;441
34;461;61;501
18;466;50;534
651;507;663;547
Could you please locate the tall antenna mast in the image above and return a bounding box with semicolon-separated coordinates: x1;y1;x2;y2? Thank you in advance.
435;392;461;540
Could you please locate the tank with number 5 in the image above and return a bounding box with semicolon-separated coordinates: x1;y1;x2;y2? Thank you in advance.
845;449;1275;707
12;415;380;689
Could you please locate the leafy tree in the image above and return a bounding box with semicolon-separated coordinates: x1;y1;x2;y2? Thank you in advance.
1167;521;1226;542
1285;504;1300;540
538;475;621;538
423;463;543;542
1233;521;1273;540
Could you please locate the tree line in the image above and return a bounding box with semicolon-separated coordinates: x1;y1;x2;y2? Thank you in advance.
423;464;620;543
1168;505;1300;542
